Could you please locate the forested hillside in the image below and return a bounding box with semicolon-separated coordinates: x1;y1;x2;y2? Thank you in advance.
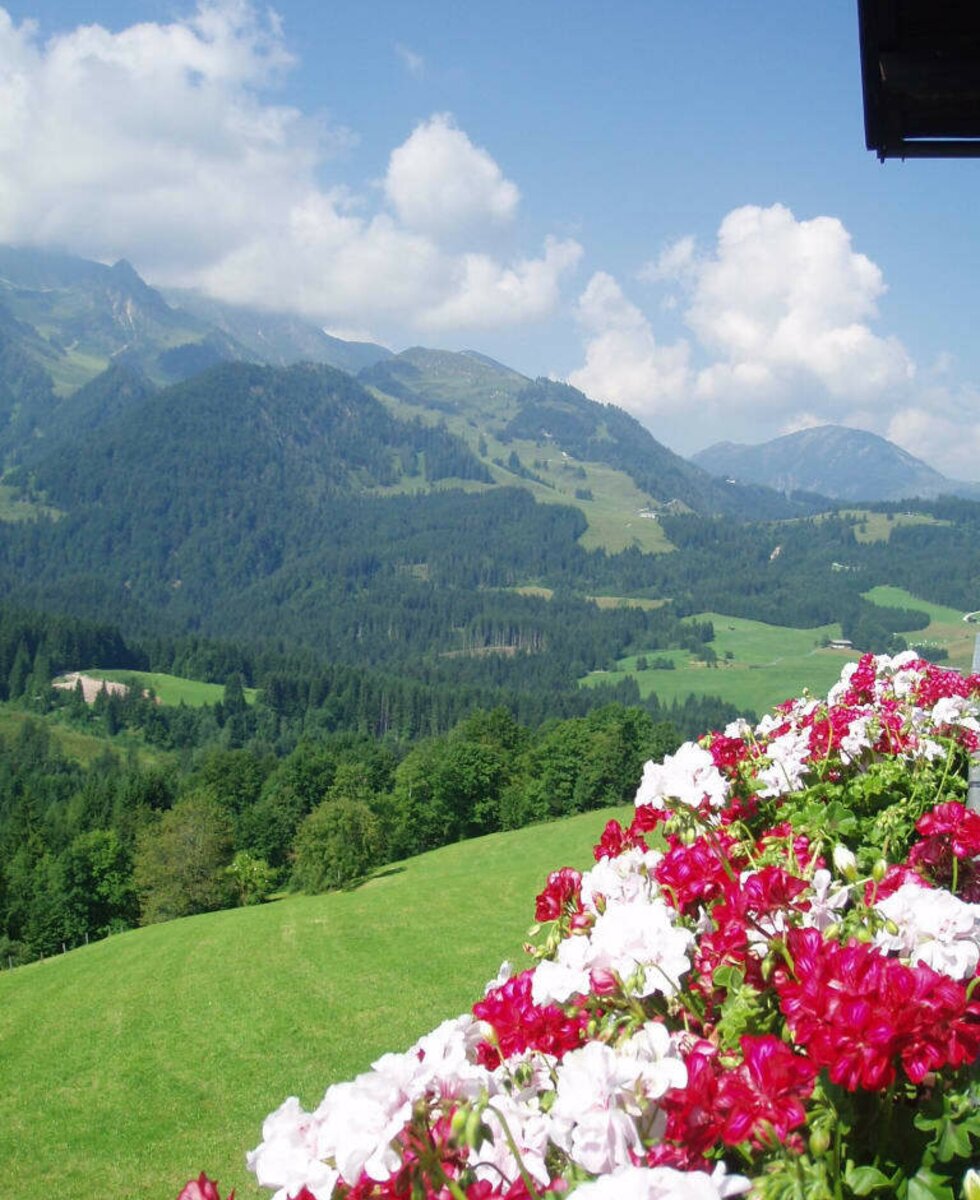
0;245;978;972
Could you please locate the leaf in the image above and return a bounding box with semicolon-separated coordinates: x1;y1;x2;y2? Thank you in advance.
712;964;744;991
906;1167;955;1200
845;1165;892;1195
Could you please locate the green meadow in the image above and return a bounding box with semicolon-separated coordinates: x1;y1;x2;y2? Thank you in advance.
583;612;851;716
0;806;628;1200
76;669;258;707
583;585;978;716
862;585;976;672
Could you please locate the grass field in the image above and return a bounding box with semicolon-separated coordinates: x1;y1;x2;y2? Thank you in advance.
583;612;850;716
825;509;950;544
583;586;978;714
0;806;629;1199
862;585;976;672
75;669;258;708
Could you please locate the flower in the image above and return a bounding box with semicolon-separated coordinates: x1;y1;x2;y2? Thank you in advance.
177;1175;233;1200
247;653;980;1200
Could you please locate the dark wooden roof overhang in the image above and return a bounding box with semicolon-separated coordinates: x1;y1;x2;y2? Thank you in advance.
859;0;980;159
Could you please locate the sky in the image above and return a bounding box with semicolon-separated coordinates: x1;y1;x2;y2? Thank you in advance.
1;1;979;479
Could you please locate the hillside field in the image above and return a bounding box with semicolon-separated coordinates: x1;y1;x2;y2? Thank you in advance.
0;805;629;1200
862;585;976;672
69;669;258;708
583;612;850;716
582;586;978;716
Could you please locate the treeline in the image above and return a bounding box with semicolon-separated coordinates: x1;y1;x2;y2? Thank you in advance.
0;702;684;965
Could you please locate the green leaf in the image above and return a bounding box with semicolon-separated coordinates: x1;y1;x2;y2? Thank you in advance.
845;1165;892;1195
906;1167;955;1200
712;963;744;991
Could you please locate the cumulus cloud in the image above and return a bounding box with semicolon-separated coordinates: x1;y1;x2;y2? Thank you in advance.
685;205;913;403
567;204;969;468
567;273;690;417
420;236;582;330
886;396;980;481
384;113;520;238
0;2;576;339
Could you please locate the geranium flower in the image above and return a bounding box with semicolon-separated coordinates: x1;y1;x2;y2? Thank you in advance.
177;1176;233;1200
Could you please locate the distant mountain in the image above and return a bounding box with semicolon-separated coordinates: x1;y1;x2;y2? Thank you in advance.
163;289;392;375
0;243;826;541
0;244;247;390
692;425;980;502
363;351;822;520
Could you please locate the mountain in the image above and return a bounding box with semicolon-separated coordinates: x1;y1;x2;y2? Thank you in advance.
0;243;823;527
0;244;247;391
692;424;980;502
163;288;392;374
362;352;823;522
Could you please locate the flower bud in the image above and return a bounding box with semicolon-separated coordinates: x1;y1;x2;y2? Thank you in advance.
449;1106;469;1144
872;858;888;883
832;843;858;881
963;1168;980;1200
809;1128;831;1157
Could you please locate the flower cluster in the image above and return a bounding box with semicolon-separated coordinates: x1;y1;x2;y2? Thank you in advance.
246;653;980;1200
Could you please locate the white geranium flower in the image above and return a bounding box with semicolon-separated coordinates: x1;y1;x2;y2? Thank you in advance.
550;1041;645;1173
246;1096;339;1200
827;660;860;705
634;742;728;810
570;1162;750;1199
875;882;980;980
314;1080;409;1183
531;933;593;1005
839;713;873;762
471;1092;552;1187
588;897;694;998
581;846;662;913
803;868;851;932
755;726;812;797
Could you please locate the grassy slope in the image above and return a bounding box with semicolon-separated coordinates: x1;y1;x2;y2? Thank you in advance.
368;387;673;555
862;585;975;672
77;669;258;708
583;612;849;716
0;806;628;1199
583;586;978;714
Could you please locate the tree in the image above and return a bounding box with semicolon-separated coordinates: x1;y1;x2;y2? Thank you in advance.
225;850;276;906
291;796;383;893
62;828;137;939
133;792;234;924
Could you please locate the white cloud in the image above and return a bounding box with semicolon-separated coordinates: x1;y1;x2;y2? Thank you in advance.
886;394;980;481
685;205;913;402
567;272;691;418
0;3;573;339
637;235;697;284
384;113;519;238
569;204;957;464
420;236;582;330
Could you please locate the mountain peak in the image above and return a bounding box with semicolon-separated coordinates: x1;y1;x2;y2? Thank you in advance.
692;424;961;501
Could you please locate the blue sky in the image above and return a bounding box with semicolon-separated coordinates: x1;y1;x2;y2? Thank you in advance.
1;1;978;477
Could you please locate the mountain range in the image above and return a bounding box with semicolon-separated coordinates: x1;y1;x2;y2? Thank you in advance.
0;242;821;528
693;425;980;503
0;242;976;679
